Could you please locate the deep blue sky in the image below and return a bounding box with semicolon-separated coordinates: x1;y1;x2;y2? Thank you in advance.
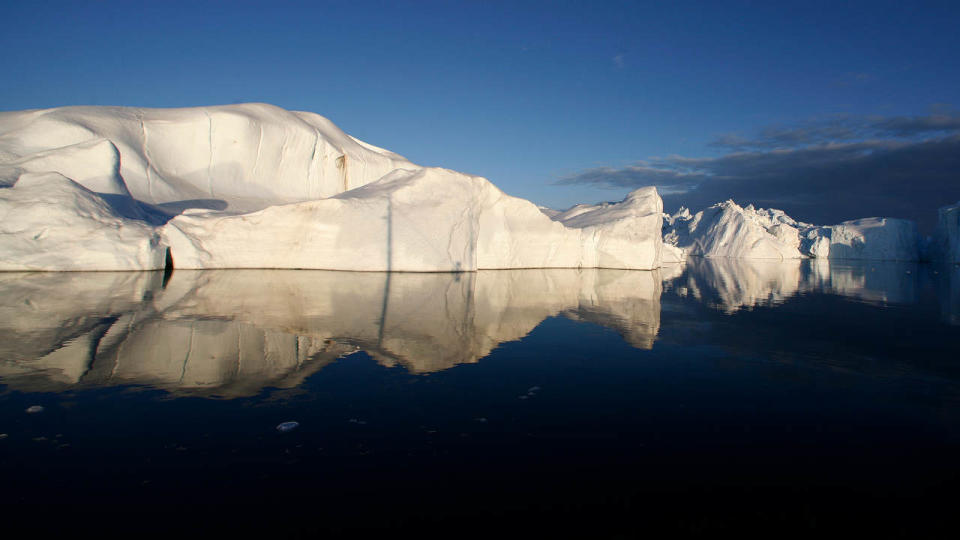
3;0;959;227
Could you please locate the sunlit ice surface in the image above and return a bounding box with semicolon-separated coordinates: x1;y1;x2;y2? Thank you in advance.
1;260;959;535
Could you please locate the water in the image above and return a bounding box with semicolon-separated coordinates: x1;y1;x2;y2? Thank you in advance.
1;260;959;536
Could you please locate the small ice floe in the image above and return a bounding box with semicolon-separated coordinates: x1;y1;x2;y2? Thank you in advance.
348;418;367;425
25;405;44;414
518;395;528;400
276;421;299;433
475;417;488;423
0;433;8;440
521;385;541;399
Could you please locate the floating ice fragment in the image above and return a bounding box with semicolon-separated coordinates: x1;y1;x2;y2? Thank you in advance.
25;405;44;414
527;386;541;393
276;421;299;433
0;433;8;440
475;417;488;423
518;395;528;400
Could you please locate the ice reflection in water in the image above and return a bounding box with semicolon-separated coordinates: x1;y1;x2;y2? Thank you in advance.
1;259;957;395
0;268;661;395
668;257;931;313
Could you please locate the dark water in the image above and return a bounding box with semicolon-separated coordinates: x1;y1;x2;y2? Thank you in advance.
1;260;959;537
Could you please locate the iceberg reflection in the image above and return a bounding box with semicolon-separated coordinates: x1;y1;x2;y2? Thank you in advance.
669;257;924;313
2;258;954;396
0;268;661;395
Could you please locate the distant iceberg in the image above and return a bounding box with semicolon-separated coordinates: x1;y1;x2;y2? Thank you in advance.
933;201;960;263
663;200;923;262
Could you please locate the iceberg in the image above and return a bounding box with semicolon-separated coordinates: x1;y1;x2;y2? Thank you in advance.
933;201;960;263
663;200;923;261
663;201;805;260
802;218;920;261
1;104;664;271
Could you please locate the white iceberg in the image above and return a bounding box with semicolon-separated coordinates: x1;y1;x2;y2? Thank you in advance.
663;200;923;262
1;104;664;271
662;200;805;260
803;218;920;261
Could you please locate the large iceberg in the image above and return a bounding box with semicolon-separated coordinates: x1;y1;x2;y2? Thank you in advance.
1;104;664;271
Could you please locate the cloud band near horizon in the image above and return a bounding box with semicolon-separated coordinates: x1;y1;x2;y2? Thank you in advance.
558;112;960;232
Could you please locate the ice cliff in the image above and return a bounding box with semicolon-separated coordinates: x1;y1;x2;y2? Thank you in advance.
1;104;663;271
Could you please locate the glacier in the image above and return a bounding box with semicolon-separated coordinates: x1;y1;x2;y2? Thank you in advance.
1;104;662;271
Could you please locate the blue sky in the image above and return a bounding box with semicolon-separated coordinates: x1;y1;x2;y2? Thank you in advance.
3;0;959;228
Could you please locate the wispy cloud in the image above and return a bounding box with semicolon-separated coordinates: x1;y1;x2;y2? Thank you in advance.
612;54;624;69
558;111;960;230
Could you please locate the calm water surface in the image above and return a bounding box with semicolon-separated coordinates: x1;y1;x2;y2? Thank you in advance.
1;260;959;536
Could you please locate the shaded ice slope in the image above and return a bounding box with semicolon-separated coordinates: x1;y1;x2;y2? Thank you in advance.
807;218;919;261
0;103;414;212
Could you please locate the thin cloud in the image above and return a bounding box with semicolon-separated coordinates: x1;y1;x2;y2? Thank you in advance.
612;54;624;68
710;111;960;150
